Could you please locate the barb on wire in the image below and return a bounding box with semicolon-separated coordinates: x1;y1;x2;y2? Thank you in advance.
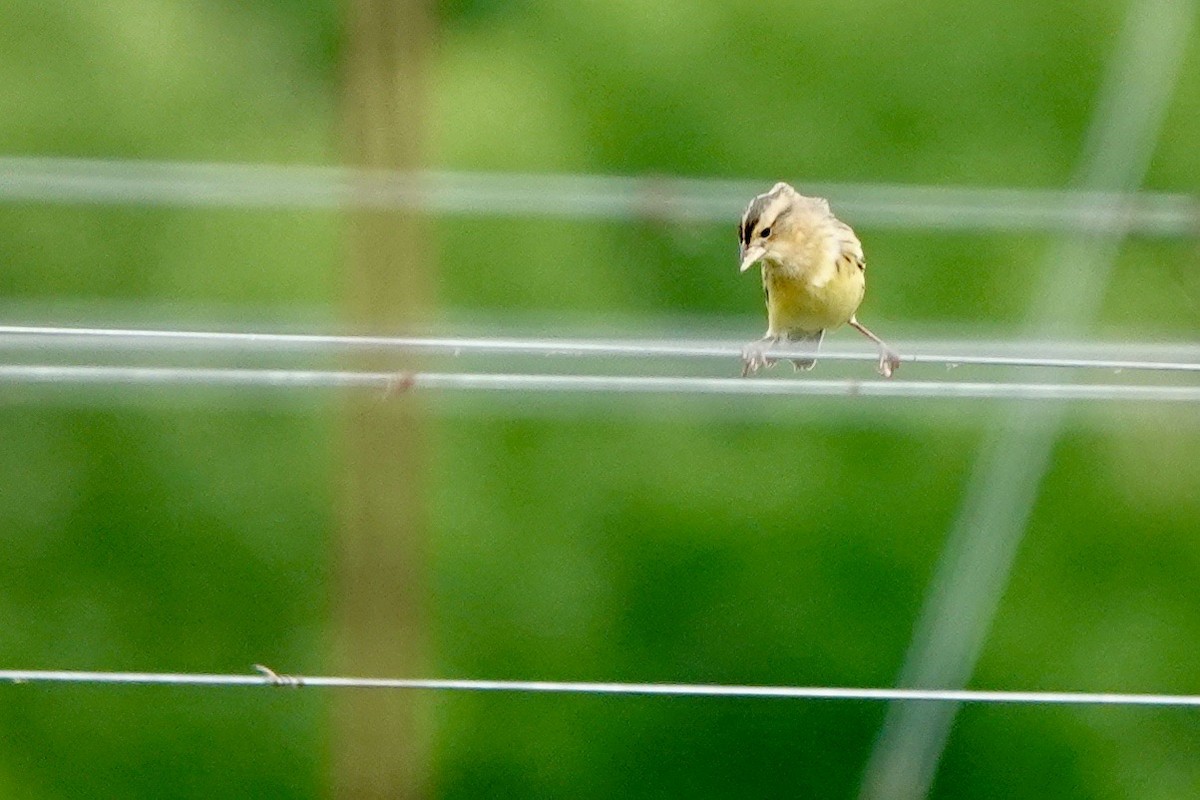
0;365;1198;403
0;156;1196;234
2;325;1200;374
3;669;1200;708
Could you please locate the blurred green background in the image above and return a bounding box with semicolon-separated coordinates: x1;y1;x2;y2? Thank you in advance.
1;0;1199;797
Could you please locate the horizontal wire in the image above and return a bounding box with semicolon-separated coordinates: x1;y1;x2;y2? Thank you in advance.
1;156;1197;234
2;365;1199;403
2;325;1200;374
2;669;1200;707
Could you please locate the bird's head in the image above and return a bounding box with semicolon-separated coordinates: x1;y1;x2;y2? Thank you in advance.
738;182;797;272
737;181;827;272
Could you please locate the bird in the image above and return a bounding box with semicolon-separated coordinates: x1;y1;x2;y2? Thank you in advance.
737;181;900;378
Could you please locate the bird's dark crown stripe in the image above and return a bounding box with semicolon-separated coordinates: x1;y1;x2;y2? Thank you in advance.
740;214;755;246
740;191;777;243
741;185;803;246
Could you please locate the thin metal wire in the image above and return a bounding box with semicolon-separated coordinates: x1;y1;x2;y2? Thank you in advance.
3;669;1200;707
0;156;1196;234
2;326;1200;374
0;365;1198;402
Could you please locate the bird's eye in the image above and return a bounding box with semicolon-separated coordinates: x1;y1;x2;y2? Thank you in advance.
759;227;772;238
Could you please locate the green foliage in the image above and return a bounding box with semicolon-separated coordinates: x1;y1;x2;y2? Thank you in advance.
1;0;1198;797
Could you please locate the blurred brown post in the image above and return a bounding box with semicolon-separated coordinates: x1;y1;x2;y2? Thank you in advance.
334;0;433;798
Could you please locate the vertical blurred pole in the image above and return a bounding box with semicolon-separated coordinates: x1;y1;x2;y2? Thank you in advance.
334;0;433;798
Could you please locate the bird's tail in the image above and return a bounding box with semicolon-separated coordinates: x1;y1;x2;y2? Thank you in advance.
784;329;824;371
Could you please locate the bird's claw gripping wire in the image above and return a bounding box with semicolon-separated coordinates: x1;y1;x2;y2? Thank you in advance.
740;338;779;377
878;348;901;379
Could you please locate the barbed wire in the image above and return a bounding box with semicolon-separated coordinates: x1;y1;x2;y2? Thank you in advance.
0;156;1196;235
1;365;1198;403
3;668;1200;708
2;325;1199;374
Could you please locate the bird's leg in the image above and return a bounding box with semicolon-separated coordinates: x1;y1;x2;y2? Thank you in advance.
741;334;781;377
849;317;900;378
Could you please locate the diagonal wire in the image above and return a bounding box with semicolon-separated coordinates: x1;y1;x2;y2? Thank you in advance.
0;156;1197;235
859;3;1198;799
5;669;1200;707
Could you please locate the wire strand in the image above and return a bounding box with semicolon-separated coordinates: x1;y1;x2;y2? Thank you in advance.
2;326;1199;374
0;156;1196;235
1;365;1198;403
3;669;1200;707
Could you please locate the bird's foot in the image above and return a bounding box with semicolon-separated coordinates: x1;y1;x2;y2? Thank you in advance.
877;348;901;379
790;357;817;372
740;339;778;377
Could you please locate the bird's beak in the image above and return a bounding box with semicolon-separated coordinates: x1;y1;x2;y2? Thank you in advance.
739;245;766;273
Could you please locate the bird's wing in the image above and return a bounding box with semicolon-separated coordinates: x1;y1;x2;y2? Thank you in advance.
832;220;866;272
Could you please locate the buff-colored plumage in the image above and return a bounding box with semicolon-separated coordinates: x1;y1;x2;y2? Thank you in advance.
738;182;899;377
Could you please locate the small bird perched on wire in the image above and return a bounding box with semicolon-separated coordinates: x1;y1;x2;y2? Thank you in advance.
738;181;900;378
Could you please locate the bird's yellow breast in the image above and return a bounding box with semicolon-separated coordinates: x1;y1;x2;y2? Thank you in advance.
763;260;865;335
